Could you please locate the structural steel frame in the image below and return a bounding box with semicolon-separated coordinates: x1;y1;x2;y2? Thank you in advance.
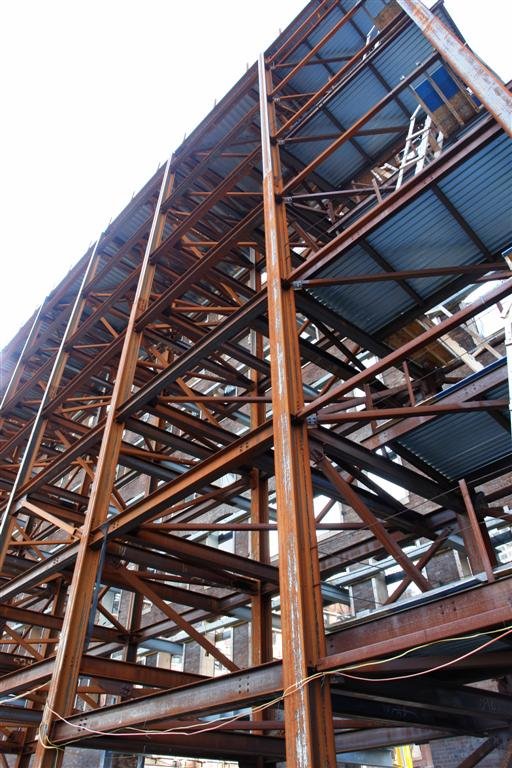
0;1;511;766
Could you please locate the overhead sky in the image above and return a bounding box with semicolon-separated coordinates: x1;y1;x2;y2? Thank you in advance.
0;0;510;349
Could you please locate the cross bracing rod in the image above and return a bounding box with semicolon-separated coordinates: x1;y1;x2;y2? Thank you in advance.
0;238;105;570
32;159;176;768
0;1;511;763
301;278;512;419
0;124;502;508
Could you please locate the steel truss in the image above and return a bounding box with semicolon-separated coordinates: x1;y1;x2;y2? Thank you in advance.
0;1;511;766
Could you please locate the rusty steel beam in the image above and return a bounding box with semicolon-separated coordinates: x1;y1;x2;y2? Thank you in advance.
291;117;501;282
283;51;438;191
269;0;338;65
459;479;496;583
249;261;273;753
336;727;453;751
79;655;206;689
0;239;103;569
259;51;336;767
134;528;278;583
317;400;509;422
97;422;273;539
79;731;286;761
0;543;79;602
33;159;176;768
396;0;512;137
270;0;365;96
295;262;507;287
301;278;512;419
0;188;160;421
275;8;410;138
121;567;238;673
0;300;49;411
52;661;283;744
385;529;451;605
454;736;502;768
317;455;431;591
363;360;509;449
123;292;267;418
335;679;512;726
48;649;512;747
0;2;510;765
323;577;512;670
1;654;201;701
0;604;117;645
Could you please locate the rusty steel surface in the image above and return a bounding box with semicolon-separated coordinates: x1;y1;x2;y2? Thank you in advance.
259;51;337;767
0;0;510;765
396;0;512;137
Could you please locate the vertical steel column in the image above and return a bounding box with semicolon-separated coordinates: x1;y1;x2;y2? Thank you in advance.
459;479;496;583
258;53;336;768
0;239;102;570
0;299;47;412
395;0;512;137
33;158;174;768
250;249;272;672
504;299;512;437
249;251;272;768
15;580;67;768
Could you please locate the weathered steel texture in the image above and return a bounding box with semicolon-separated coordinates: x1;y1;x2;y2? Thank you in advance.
33;161;176;768
396;0;512;137
259;51;336;767
301;278;512;418
323;577;512;669
317;455;432;591
459;479;496;582
79;732;286;761
0;0;510;764
290;117;502;283
0;240;102;567
454;736;501;768
336;726;452;751
52;662;283;743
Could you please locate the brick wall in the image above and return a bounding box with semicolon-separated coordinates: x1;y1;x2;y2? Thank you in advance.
430;735;507;767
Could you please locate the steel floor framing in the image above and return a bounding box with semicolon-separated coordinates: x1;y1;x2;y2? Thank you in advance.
0;1;511;766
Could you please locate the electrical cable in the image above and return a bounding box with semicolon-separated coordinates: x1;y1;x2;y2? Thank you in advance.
6;291;510;747
0;682;47;706
40;622;512;744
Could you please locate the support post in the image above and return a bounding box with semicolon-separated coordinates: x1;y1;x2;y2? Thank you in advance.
33;157;174;768
249;251;273;759
459;479;495;582
0;239;102;571
0;298;47;411
259;53;336;768
504;297;512;437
